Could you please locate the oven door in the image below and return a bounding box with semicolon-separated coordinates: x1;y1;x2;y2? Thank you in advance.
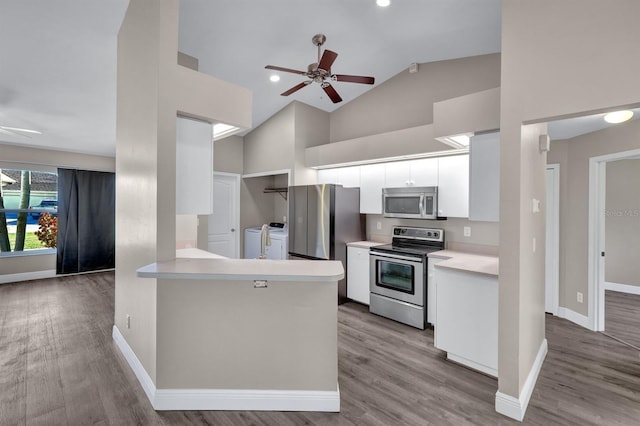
370;252;424;306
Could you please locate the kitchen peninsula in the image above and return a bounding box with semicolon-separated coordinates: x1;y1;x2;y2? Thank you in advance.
125;249;343;412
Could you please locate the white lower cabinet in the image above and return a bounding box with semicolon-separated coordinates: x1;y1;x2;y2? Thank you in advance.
347;246;371;304
434;266;498;377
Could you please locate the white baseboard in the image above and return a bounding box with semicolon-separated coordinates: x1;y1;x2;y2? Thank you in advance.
557;307;591;329
154;387;340;412
112;325;157;404
112;325;340;412
605;281;640;295
495;338;548;422
0;269;56;284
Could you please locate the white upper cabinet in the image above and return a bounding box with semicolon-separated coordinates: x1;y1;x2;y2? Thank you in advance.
437;154;469;218
410;158;439;187
176;116;213;215
385;159;438;187
318;166;360;188
384;161;412;187
337;166;361;188
317;169;338;185
469;132;500;222
359;163;385;214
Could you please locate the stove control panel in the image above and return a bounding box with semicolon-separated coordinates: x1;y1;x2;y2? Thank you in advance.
392;226;444;242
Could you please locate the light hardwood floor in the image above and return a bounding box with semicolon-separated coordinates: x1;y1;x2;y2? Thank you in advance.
1;272;639;425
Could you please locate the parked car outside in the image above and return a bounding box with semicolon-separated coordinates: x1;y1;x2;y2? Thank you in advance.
29;199;58;219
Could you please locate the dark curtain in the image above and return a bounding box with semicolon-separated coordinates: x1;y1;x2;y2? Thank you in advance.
57;169;115;274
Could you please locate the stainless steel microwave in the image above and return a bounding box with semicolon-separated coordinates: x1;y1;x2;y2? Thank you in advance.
382;186;438;219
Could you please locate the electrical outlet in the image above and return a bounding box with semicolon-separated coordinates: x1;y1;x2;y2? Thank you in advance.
283;216;287;223
463;226;471;237
577;292;583;303
126;314;131;329
532;237;536;253
376;221;382;230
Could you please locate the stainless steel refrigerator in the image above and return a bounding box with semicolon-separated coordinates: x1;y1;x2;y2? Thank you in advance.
288;184;364;303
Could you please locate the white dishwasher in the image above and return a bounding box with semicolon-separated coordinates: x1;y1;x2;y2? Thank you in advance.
243;225;288;259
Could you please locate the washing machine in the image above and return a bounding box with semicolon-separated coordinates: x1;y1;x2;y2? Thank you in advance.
244;224;289;259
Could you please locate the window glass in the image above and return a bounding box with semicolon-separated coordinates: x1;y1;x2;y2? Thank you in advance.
0;168;58;256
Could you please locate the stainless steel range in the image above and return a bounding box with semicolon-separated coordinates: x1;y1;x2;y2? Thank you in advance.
369;226;445;329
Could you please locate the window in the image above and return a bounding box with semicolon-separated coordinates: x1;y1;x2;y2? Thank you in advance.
0;168;58;256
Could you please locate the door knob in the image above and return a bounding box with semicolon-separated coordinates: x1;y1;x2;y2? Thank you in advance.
231;228;236;232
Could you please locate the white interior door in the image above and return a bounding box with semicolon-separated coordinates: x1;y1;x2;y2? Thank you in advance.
545;165;560;314
208;173;240;258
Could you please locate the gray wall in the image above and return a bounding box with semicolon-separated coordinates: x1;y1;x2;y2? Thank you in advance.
547;120;640;313
498;0;640;400
243;103;295;176
214;135;243;174
605;159;640;287
329;53;501;142
367;215;499;255
1;144;115;278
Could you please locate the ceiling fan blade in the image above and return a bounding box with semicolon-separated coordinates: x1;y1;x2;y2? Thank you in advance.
321;83;342;103
281;81;310;96
317;49;338;72
265;65;307;75
333;74;375;85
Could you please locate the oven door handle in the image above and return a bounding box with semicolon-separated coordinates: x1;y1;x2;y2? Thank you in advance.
370;252;422;263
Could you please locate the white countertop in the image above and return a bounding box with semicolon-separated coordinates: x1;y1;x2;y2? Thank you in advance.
347;241;387;249
137;257;345;282
428;249;499;277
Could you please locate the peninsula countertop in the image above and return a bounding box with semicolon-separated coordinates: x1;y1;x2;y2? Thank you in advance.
137;255;345;282
428;249;499;277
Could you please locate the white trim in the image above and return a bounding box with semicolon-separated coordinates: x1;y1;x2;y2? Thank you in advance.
604;282;640;296
588;148;640;332
112;325;340;412
242;169;291;180
545;164;560;316
112;325;157;404
153;388;340;412
557;307;591;330
495;339;548;422
0;248;56;259
0;269;56;284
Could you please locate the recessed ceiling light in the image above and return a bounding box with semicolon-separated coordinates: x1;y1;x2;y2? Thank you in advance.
377;0;390;7
213;123;240;140
269;74;280;82
604;110;634;124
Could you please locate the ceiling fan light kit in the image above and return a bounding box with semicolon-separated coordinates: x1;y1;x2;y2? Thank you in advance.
265;34;375;103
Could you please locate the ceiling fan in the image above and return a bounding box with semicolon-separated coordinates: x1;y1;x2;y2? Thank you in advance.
265;34;375;103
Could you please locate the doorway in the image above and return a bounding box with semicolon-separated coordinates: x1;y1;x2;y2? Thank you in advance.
207;172;240;258
588;148;640;331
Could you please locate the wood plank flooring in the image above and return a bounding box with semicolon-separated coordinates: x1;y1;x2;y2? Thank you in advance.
1;272;640;425
604;290;640;350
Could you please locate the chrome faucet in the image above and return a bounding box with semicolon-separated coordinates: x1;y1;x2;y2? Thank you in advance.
259;223;271;259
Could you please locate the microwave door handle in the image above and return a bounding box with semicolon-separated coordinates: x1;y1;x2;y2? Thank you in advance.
419;194;425;216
